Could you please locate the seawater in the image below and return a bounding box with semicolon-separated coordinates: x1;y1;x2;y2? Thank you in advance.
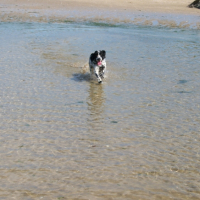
0;22;200;200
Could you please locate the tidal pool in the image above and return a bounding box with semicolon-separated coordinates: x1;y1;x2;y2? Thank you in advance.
0;22;200;199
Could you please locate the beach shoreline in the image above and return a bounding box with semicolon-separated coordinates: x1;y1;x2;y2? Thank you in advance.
0;0;200;28
1;0;200;14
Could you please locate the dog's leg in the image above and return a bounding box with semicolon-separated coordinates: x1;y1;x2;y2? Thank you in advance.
89;65;94;79
100;65;106;79
94;66;102;83
89;66;92;75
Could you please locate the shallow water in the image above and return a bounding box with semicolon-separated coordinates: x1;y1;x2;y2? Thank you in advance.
0;22;200;199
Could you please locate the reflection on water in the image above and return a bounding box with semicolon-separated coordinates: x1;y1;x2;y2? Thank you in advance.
0;22;200;199
87;82;105;131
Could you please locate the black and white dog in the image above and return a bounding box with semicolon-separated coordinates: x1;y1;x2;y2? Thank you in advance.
89;50;106;83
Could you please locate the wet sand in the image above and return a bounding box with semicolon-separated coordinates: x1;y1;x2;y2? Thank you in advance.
1;0;200;28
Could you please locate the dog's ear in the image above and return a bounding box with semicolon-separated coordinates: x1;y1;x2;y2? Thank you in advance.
100;50;106;59
90;51;98;61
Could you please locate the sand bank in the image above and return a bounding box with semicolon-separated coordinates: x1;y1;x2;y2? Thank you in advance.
1;0;199;14
0;0;200;28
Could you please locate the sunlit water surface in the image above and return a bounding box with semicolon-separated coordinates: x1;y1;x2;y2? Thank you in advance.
0;22;200;199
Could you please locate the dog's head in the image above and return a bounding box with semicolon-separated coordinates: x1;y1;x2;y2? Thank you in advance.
90;50;106;66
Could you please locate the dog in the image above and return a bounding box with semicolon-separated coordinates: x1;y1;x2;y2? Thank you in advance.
89;50;106;83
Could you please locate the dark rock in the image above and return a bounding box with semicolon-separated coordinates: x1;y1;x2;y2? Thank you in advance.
188;0;200;8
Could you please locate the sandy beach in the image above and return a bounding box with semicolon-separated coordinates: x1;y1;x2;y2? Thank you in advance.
0;0;200;28
1;0;199;14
